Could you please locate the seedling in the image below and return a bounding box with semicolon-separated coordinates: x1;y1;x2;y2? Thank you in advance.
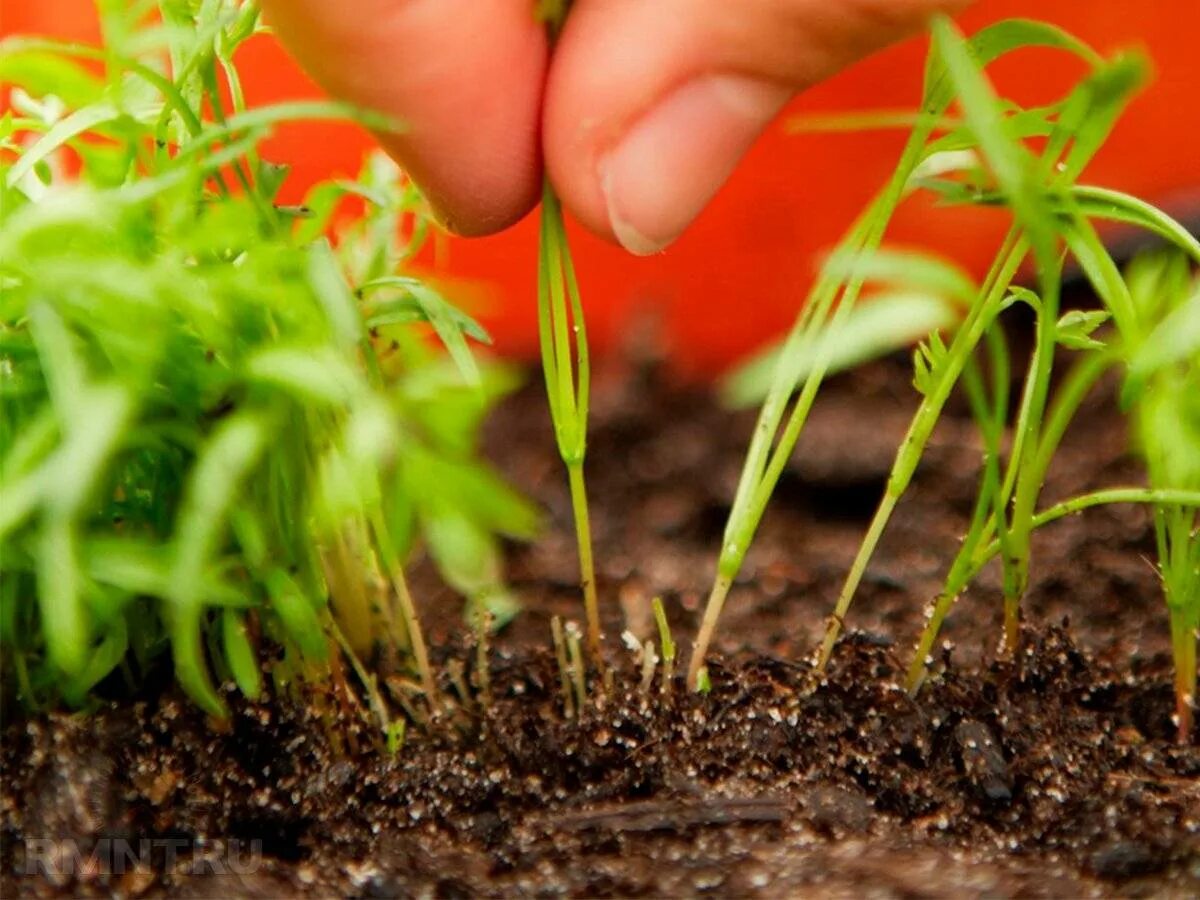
1125;252;1200;741
652;596;676;695
535;3;604;672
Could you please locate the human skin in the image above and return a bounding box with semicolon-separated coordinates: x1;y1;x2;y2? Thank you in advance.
260;0;970;252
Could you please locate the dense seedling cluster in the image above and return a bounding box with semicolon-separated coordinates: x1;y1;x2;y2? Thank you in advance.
0;1;538;726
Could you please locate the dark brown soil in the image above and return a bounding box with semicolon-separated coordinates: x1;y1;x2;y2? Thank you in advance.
4;354;1198;898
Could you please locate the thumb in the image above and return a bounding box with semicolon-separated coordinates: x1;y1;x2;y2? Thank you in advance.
544;0;971;254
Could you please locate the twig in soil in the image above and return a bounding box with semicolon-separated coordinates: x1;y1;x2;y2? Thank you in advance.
473;610;493;709
528;796;788;834
447;660;473;711
551;616;575;719
639;640;659;696
565;621;588;711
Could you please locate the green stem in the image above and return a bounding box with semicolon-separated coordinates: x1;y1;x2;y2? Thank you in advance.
905;346;1111;691
687;573;732;689
1002;251;1063;652
369;513;436;706
1171;612;1197;744
537;180;602;671
906;488;1200;693
817;230;1026;668
567;461;601;667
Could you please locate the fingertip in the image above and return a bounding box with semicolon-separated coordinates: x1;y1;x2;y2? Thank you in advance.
263;0;546;237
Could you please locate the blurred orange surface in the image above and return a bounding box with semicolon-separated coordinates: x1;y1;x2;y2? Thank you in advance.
5;1;1199;375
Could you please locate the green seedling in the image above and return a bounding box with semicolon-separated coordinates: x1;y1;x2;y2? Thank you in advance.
897;40;1200;691
534;2;603;672
537;187;602;670
1124;252;1200;742
652;596;676;694
821;20;1154;669
0;1;533;727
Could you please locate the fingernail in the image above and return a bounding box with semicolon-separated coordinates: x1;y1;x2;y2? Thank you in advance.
600;74;790;255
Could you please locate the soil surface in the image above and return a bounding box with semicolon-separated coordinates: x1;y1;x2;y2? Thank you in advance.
4;352;1198;898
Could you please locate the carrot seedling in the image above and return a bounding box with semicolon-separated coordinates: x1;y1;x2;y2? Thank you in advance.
534;1;604;673
0;1;531;724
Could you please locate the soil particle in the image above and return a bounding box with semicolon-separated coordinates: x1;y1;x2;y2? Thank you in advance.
4;357;1199;897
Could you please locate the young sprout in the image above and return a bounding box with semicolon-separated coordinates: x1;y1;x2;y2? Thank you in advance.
473;609;494;710
1125;252;1200;742
534;0;604;676
652;596;677;695
551;615;575;719
537;188;603;671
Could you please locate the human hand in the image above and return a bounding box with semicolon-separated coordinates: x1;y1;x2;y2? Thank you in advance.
262;0;969;253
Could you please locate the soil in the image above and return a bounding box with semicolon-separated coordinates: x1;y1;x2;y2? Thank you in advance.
3;350;1198;898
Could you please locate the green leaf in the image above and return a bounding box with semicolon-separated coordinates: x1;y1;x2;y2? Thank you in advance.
921;18;1102;118
7;103;123;188
244;346;365;406
1129;286;1200;382
168;412;268;717
0;47;105;108
420;504;505;599
1070;186;1200;265
306;239;363;350
267;569;328;662
62;615;129;706
1001;286;1042;313
821;248;978;306
1056;309;1111;351
912;330;951;397
222;609;262;701
932;17;1055;258
360;277;483;385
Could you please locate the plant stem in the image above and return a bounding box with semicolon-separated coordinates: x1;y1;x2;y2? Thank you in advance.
1171;612;1196;744
907;488;1200;692
386;563;436;706
687;573;732;689
567;460;601;665
369;514;436;706
818;230;1026;668
1001;252;1063;653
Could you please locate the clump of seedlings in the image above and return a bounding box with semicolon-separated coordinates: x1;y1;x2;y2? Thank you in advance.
708;17;1200;738
0;0;538;733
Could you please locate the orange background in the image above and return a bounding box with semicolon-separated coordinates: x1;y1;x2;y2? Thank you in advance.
5;1;1199;376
